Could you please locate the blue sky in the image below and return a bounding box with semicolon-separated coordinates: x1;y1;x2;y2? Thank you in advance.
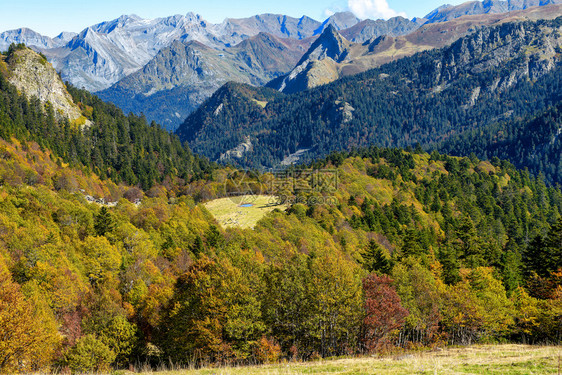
2;0;467;37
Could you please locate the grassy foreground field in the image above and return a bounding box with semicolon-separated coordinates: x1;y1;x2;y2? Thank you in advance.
132;345;561;375
203;195;287;229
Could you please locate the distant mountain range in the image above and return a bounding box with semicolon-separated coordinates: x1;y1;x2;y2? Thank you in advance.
94;13;425;130
424;0;562;23
0;12;363;93
176;16;562;183
95;33;312;130
1;0;561;131
268;4;562;94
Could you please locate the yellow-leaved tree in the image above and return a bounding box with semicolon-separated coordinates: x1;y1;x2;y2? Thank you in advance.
0;256;61;373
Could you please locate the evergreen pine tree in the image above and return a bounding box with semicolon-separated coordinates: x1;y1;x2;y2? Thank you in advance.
94;207;115;237
362;240;392;274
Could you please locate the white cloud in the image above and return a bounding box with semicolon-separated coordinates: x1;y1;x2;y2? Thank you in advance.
323;2;345;19
348;0;407;20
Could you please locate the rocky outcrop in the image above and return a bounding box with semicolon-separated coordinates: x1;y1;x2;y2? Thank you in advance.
219;136;253;161
4;48;89;126
268;26;352;93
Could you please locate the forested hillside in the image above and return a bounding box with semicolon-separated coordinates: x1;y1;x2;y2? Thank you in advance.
178;17;562;186
1;135;561;371
438;101;562;186
0;46;214;191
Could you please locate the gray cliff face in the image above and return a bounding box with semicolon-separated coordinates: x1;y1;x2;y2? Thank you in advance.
435;21;562;93
4;48;88;126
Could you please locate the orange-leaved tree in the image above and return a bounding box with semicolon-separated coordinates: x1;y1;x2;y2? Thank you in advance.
0;257;60;373
362;273;409;353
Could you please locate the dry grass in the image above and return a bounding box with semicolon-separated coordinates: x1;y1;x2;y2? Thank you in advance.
251;99;268;108
203;195;288;229
127;345;561;375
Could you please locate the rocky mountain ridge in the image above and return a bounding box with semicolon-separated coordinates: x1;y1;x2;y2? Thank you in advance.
268;4;562;93
1;12;361;92
423;0;562;23
0;28;74;51
268;25;353;93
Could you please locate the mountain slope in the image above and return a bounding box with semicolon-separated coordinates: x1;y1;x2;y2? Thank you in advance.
269;4;562;93
177;17;562;181
1;131;561;370
97;34;310;131
438;102;562;185
175;82;283;160
0;46;213;190
267;25;352;94
2;45;86;125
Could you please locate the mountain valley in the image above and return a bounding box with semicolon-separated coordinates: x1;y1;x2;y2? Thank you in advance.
1;1;562;373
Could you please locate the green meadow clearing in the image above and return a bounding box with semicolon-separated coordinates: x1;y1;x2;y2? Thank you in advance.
203;195;288;229
128;345;560;375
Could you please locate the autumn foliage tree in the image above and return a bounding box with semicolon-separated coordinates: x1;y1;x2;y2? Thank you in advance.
362;274;409;352
0;259;60;373
156;253;266;364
